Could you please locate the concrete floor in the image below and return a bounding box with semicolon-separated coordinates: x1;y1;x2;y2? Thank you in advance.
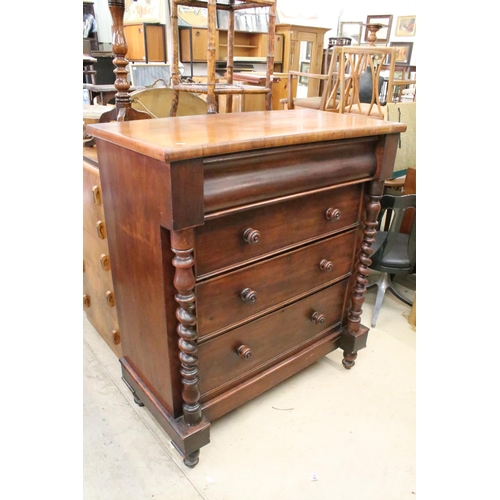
83;275;416;500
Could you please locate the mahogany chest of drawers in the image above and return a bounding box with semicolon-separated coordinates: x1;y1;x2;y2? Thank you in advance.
88;109;405;467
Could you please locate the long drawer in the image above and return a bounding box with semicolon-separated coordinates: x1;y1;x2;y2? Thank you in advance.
195;184;362;277
196;229;357;339
197;280;349;399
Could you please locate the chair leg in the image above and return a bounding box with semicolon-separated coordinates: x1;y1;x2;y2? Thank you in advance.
369;272;415;327
370;272;390;328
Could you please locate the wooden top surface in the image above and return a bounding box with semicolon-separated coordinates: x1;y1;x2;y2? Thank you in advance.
87;109;406;163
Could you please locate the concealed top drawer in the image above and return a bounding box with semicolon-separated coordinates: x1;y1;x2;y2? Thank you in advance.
197;280;348;398
196;229;357;338
195;184;362;277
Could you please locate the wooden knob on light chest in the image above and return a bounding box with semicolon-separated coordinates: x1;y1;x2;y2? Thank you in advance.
96;220;107;239
106;290;115;307
83;294;91;308
243;228;261;245
112;329;121;345
240;288;257;303
236;345;252;360
100;254;111;271
311;311;325;324
319;259;333;272
92;185;102;205
325;208;341;221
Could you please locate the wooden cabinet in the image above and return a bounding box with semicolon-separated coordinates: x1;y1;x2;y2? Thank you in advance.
179;27;283;64
276;24;330;97
88;109;405;467
123;23;167;63
83;149;122;357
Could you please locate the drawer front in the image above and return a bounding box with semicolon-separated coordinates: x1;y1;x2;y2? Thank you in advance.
196;229;357;338
195;184;362;277
197;280;349;398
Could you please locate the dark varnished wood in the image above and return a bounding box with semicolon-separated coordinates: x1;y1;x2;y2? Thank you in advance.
99;1;150;124
197;281;349;399
88;109;404;466
195;229;357;338
195;184;362;277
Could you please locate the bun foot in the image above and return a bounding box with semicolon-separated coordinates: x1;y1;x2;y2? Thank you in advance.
183;450;200;468
342;352;357;369
133;394;145;407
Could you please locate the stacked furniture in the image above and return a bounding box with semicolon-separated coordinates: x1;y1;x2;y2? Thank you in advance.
170;0;277;115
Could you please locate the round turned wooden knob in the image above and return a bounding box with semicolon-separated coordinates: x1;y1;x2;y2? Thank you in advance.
311;311;325;324
112;329;121;345
100;254;111;271
325;208;341;221
83;294;91;308
96;220;107;239
240;288;257;303
237;345;252;360
92;185;102;205
319;259;333;272
106;290;115;307
243;228;261;245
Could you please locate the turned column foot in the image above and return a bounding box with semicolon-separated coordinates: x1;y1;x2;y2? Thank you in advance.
183;449;200;468
342;351;357;369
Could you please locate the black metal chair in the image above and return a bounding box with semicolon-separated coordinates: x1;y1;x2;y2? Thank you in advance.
367;194;416;327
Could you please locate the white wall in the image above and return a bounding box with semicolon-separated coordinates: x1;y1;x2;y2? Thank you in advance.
91;0;417;65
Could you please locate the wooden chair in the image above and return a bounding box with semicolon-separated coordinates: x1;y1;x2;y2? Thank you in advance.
170;0;276;115
282;45;397;119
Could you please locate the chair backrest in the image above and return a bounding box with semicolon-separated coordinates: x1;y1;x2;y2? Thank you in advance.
324;46;396;118
371;194;416;272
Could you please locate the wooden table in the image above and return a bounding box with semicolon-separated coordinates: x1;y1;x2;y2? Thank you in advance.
88;109;405;467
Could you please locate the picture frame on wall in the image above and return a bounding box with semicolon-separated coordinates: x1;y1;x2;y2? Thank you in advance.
364;15;393;43
395;16;416;37
124;0;163;24
298;62;310;85
339;21;363;45
177;6;209;27
390;42;413;65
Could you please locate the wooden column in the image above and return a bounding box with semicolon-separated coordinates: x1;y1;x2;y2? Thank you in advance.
171;229;202;468
340;180;384;368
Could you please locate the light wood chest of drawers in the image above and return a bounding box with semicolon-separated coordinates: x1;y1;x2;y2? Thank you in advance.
88;109;405;467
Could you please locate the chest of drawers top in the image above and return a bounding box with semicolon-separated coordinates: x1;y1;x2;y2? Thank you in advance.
88;109;406;164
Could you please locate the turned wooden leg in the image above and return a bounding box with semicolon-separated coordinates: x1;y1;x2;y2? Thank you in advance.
133;394;145;407
183;449;200;468
342;351;357;369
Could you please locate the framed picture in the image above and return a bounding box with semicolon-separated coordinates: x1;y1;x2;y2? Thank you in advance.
339;21;363;45
395;16;416;37
177;6;209;27
299;62;310;85
217;7;269;32
390;42;413;65
124;0;162;24
364;15;393;43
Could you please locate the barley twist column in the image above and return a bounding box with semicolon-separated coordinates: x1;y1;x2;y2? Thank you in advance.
171;229;202;467
341;180;384;368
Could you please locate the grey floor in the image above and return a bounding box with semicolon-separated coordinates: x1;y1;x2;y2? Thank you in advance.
83;274;416;500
